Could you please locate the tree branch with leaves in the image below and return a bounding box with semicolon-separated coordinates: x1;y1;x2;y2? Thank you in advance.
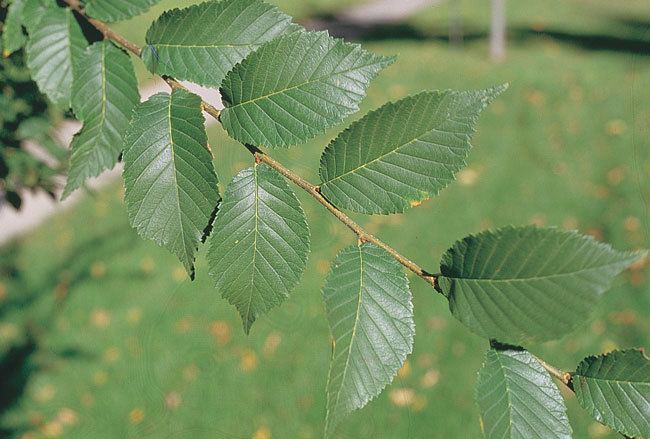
6;0;650;437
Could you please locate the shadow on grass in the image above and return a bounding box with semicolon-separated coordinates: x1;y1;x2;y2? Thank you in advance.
305;15;650;55
0;226;145;435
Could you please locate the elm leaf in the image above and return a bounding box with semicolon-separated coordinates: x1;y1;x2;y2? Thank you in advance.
3;0;27;57
320;86;505;214
143;0;292;87
62;41;140;199
25;6;87;107
207;163;310;334
220;30;394;148
85;0;162;23
573;349;650;438
438;226;646;344
476;347;572;438
123;89;220;276
323;242;414;436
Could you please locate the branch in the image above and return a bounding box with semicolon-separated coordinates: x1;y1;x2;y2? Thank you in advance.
59;7;641;439
62;0;438;288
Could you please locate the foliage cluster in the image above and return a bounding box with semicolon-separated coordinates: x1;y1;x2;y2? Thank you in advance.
2;0;649;437
1;2;67;209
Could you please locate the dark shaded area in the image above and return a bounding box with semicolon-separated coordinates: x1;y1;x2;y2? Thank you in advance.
74;10;104;44
527;29;650;55
304;15;650;55
612;16;650;34
0;336;36;415
0;226;140;321
489;339;524;351
0;226;143;434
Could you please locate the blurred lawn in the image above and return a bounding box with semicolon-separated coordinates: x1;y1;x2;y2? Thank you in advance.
1;1;649;438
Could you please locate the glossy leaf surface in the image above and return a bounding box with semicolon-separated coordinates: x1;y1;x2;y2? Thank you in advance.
123;89;220;276
476;347;572;438
25;6;87;107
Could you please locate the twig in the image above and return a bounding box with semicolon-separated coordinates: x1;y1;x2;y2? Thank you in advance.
534;358;631;438
535;356;573;389
245;145;437;287
61;0;437;288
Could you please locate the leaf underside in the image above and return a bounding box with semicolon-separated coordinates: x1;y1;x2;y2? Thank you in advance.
207;163;310;334
220;30;395;148
85;0;162;23
63;41;140;199
476;347;572;438
319;86;506;214
143;0;292;87
323;242;414;436
25;6;87;108
438;226;645;344
573;349;650;437
123;89;220;276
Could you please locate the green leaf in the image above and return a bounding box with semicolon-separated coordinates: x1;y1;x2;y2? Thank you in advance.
62;41;140;199
207;163;310;334
323;242;414;436
476;347;572;438
438;226;646;344
25;6;87;108
319;86;505;214
220;30;394;148
3;0;27;57
573;349;650;437
85;0;162;23
22;0;52;35
123;89;220;276
142;0;292;88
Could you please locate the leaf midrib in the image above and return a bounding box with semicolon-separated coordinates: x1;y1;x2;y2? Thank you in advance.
99;43;107;137
150;42;264;49
225;59;385;110
577;375;650;386
446;258;633;283
243;165;261;328
167;93;190;266
321;93;465;186
330;246;365;424
321;126;462;186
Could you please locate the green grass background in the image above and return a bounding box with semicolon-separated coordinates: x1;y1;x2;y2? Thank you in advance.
1;0;649;438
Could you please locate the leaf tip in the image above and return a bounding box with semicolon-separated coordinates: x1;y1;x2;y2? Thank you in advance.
187;264;196;281
241;319;254;336
631;248;649;263
383;53;398;66
60;181;77;201
480;83;509;106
